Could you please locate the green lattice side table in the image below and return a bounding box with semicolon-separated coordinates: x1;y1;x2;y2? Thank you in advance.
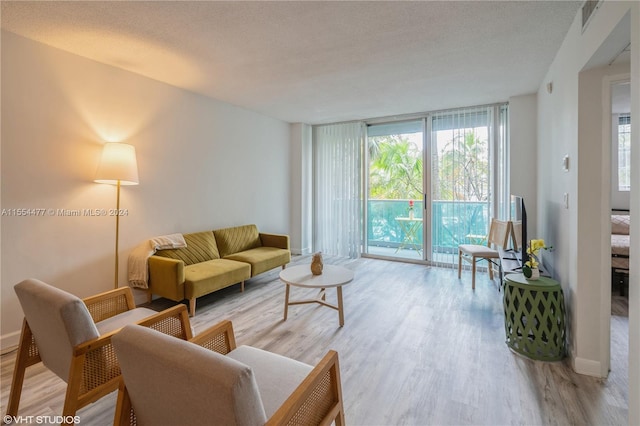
503;273;566;361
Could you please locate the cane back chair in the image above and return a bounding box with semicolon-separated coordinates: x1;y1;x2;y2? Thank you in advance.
5;279;191;424
113;319;345;426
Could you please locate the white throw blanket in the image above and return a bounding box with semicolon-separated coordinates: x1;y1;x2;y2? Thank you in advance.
128;233;187;289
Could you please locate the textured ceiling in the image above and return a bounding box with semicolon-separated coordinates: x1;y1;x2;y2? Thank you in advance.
1;1;582;124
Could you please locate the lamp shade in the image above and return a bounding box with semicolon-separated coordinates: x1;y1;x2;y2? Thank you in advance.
95;143;139;185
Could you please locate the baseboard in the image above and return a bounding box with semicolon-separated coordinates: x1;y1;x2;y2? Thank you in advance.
573;356;606;378
1;330;21;355
291;247;312;256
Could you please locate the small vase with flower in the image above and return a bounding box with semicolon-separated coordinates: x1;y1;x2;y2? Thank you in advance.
522;239;552;280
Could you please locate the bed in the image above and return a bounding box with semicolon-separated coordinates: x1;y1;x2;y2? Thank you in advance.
611;211;630;296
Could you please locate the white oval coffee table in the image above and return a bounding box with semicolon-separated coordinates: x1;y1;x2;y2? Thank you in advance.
279;264;354;327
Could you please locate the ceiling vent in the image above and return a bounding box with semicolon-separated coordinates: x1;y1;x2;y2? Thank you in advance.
582;0;602;32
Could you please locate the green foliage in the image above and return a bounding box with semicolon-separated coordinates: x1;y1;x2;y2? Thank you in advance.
437;131;489;201
369;135;422;200
368;131;488;202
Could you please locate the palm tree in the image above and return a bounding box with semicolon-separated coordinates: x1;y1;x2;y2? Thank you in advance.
368;135;422;199
437;131;489;201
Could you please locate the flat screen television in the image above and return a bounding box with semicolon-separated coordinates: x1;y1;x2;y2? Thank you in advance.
510;195;528;265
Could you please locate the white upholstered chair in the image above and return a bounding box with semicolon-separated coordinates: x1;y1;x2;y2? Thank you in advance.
5;279;192;424
457;219;512;289
112;321;345;426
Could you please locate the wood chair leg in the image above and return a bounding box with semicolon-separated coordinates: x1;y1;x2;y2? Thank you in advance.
114;381;132;426
61;355;85;420
332;356;345;426
471;256;477;290
488;261;494;280
5;321;34;418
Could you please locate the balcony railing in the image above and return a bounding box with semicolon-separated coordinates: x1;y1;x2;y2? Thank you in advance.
367;199;490;254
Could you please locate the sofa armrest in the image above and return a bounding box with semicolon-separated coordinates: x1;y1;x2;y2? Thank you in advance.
266;350;345;426
83;287;136;323
260;233;290;250
148;256;186;301
189;319;237;354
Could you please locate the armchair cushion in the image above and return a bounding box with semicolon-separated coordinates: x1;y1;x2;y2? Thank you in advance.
113;325;267;426
227;345;312;418
94;307;158;335
14;279;100;380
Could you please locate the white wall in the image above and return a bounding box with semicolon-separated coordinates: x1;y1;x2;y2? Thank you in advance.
289;123;312;255
509;94;538;239
538;0;639;421
0;31;291;349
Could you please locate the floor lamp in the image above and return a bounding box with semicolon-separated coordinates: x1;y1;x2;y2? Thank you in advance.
95;143;139;289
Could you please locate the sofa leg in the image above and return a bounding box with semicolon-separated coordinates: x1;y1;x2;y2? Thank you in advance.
146;291;152;304
240;281;245;292
282;264;286;270
189;298;196;317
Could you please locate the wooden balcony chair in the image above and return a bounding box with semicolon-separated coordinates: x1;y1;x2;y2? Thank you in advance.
112;320;345;426
5;279;192;424
458;219;512;289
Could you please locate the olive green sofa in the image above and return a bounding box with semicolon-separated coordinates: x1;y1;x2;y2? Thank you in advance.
147;224;290;316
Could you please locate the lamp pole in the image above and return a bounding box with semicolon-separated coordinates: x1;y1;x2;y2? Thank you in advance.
114;179;121;289
95;142;139;290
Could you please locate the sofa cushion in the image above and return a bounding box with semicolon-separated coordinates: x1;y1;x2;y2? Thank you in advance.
214;225;262;258
224;247;291;277
612;214;630;235
184;259;251;299
155;231;220;265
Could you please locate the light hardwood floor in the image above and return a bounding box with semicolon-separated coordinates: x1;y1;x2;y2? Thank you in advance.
1;256;628;425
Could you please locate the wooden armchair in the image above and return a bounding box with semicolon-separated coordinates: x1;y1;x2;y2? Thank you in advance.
5;279;191;424
113;320;345;426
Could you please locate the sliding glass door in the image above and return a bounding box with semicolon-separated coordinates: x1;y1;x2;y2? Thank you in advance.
365;120;424;260
428;107;494;266
363;105;507;265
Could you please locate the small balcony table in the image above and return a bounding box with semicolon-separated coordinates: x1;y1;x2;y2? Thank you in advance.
395;217;422;255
